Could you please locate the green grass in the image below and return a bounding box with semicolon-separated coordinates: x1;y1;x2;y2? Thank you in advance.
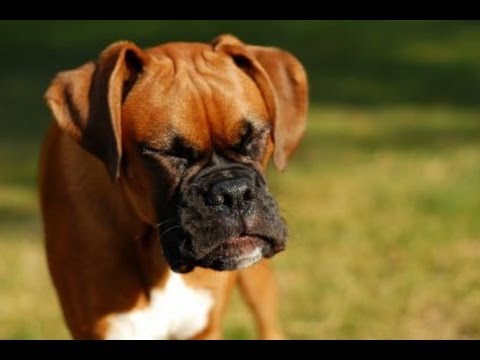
2;20;480;339
269;107;480;339
3;20;480;148
1;107;480;339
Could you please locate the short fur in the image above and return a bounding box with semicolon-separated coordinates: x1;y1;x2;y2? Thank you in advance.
40;34;308;339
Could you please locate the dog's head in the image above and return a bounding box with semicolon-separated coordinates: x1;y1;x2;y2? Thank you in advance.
45;34;308;273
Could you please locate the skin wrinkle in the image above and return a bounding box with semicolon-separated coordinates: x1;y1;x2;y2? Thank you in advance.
166;160;285;271
194;50;267;148
185;68;210;146
42;36;307;339
151;46;268;156
120;43;288;273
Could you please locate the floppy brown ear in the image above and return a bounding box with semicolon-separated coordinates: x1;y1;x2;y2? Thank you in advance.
213;34;309;171
44;41;148;181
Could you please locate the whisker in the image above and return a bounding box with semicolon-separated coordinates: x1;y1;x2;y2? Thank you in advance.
158;225;183;238
153;217;179;229
280;208;295;220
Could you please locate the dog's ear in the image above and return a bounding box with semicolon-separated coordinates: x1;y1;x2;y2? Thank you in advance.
213;34;308;171
44;41;149;181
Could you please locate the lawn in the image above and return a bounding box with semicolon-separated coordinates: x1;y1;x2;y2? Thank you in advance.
2;20;480;339
1;106;480;339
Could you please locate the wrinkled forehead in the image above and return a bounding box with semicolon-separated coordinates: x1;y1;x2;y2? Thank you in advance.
122;43;270;150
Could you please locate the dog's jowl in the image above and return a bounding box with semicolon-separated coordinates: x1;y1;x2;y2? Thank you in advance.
39;34;308;339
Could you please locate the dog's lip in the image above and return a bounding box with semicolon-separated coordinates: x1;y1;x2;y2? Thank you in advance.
214;233;276;251
240;234;286;255
224;234;264;246
168;233;285;273
205;233;283;259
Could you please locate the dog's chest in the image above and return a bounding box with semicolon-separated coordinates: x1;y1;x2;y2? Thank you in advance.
105;272;213;340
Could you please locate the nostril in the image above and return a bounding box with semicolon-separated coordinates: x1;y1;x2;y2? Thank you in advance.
243;188;255;203
205;178;255;211
207;191;225;207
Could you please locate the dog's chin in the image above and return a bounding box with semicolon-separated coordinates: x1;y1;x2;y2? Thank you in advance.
169;235;285;273
198;236;265;271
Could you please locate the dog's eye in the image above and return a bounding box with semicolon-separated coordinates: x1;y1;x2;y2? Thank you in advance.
141;146;191;174
142;145;183;159
233;124;270;159
141;136;199;168
141;145;191;167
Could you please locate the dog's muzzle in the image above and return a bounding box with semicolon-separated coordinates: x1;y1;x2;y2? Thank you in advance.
158;166;287;273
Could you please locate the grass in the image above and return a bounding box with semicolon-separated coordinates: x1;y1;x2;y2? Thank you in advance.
269;107;480;339
2;20;480;339
1;107;480;339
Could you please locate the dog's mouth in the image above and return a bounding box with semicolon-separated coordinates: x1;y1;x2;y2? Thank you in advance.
169;234;285;273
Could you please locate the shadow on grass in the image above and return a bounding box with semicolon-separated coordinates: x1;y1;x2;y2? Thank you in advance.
0;205;37;230
2;20;480;144
2;21;480;228
0;142;40;188
301;120;480;156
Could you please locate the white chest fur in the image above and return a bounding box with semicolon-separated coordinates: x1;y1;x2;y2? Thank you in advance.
105;272;213;340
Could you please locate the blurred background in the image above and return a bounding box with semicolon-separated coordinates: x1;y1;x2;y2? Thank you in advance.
1;20;480;339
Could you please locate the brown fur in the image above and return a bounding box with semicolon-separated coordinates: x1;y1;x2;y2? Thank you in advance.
40;34;308;339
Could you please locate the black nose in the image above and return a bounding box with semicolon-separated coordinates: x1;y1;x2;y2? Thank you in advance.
206;178;256;214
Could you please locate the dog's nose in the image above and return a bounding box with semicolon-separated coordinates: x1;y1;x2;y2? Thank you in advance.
206;178;255;213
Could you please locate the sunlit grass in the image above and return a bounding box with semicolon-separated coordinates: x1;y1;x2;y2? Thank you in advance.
1;107;480;339
268;106;480;339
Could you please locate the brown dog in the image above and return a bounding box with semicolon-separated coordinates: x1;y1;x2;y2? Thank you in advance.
39;34;308;340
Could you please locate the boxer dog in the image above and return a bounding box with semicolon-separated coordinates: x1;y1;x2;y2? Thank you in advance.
39;34;308;340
